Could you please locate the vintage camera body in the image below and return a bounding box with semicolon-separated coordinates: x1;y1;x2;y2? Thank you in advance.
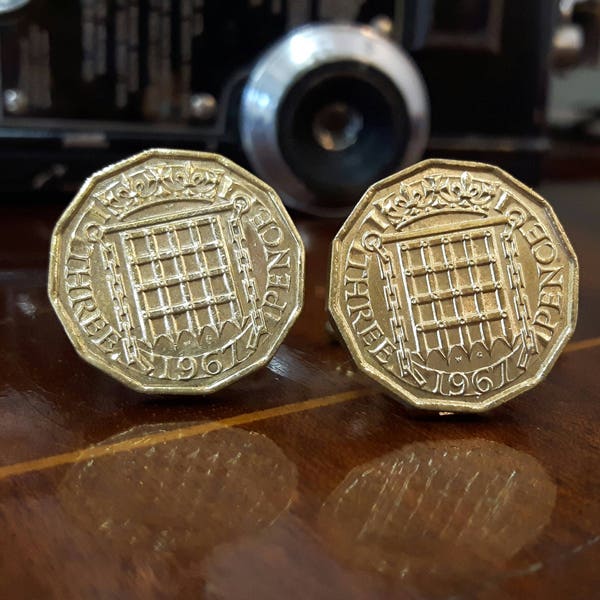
0;0;556;214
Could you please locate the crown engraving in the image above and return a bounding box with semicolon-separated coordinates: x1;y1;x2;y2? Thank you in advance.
95;162;223;219
378;172;497;228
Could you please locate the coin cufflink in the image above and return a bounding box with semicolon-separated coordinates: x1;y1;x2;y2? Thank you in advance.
48;149;304;393
328;159;578;412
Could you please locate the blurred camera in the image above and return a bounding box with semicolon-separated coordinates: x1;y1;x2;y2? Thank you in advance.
0;1;580;214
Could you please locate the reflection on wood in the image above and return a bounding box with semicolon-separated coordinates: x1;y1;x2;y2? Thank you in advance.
58;424;297;558
318;439;556;597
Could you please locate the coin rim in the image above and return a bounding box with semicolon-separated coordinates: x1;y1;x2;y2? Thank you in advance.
48;148;305;394
328;159;579;412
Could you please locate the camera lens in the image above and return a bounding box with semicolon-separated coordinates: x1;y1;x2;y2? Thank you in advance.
277;62;410;205
312;102;363;153
240;24;429;216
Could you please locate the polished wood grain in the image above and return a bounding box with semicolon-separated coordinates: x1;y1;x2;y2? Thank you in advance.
0;176;598;599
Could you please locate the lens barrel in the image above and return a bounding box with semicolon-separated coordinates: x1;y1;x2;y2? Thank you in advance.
240;23;430;216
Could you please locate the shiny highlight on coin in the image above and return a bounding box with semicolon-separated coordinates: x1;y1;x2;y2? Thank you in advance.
328;159;578;412
48;149;304;394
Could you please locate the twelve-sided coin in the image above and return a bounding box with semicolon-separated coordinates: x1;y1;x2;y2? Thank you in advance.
329;159;578;412
49;149;304;393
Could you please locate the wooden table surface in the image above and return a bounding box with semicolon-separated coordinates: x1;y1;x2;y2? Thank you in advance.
0;177;598;599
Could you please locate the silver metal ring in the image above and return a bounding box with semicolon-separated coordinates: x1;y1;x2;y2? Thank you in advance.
0;0;29;13
240;23;430;216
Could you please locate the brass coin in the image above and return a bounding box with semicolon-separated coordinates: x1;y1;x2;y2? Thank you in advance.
328;159;578;412
48;149;304;394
